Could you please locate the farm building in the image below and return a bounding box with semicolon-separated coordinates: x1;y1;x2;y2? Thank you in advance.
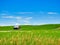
13;24;20;30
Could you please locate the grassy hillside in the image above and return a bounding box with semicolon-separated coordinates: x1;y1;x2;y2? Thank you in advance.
21;24;60;30
0;26;13;31
0;24;60;31
0;24;60;45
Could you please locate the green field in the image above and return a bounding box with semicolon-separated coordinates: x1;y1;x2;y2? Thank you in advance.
0;24;60;45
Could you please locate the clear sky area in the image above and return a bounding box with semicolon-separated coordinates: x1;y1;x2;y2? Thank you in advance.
0;0;60;26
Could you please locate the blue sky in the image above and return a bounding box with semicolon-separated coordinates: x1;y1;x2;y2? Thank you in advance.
0;0;60;26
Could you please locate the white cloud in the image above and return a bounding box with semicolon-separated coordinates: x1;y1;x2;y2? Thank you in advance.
25;17;32;20
2;16;14;18
2;16;22;19
1;15;32;25
24;17;32;21
16;17;32;25
23;20;29;23
15;16;22;19
23;17;32;24
17;12;33;14
48;12;57;14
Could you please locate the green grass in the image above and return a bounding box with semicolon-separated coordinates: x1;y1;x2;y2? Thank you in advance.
0;24;60;45
0;24;60;31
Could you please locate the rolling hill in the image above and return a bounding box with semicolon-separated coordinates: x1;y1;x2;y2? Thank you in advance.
0;24;60;31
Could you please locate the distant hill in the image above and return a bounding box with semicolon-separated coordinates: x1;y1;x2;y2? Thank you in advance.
0;24;60;31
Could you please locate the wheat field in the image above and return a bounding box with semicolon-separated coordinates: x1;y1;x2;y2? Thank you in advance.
0;30;60;45
0;24;60;45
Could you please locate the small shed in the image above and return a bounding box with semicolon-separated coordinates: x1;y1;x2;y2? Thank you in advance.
13;24;20;30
